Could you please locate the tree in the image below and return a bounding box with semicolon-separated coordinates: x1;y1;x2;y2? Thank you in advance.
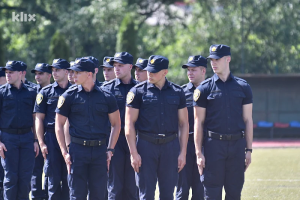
116;13;137;60
49;31;70;63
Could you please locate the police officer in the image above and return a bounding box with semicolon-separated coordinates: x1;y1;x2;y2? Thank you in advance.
100;57;115;83
0;61;39;199
134;58;148;82
20;62;37;88
125;55;189;200
54;58;121;199
0;67;5;200
194;44;253;200
31;63;52;200
176;55;207;200
68;61;75;85
35;58;71;200
0;68;6;85
102;52;139;200
81;56;103;86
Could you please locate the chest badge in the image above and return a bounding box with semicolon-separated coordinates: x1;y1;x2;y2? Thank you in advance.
126;92;135;104
193;89;201;101
57;96;65;108
36;93;43;105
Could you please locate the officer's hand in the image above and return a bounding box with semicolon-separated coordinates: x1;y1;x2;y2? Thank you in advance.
34;142;39;158
178;153;186;172
0;142;7;159
130;152;142;173
197;153;205;175
245;151;252;172
106;151;113;172
63;153;72;175
40;143;48;160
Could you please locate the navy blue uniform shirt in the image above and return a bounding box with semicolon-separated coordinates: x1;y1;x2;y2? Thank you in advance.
126;79;186;135
193;73;253;134
95;79;103;87
0;83;36;129
34;81;72;129
101;78;138;129
182;82;196;133
25;79;37;88
55;84;118;140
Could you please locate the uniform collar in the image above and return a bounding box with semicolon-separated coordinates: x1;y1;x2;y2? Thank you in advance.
115;77;136;86
147;78;171;89
187;82;195;89
77;83;101;92
212;72;234;82
53;81;72;88
8;82;28;90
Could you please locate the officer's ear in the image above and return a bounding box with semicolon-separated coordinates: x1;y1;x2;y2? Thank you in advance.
226;56;231;63
163;69;168;76
94;68;99;74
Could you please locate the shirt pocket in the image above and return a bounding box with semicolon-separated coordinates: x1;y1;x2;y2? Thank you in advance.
3;96;15;109
166;96;180;117
206;92;223;112
142;97;158;117
231;90;246;108
95;103;109;115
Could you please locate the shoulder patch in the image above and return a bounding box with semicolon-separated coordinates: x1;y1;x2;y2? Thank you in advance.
126;92;135;104
36;93;43;105
57;96;65;108
194;89;201;101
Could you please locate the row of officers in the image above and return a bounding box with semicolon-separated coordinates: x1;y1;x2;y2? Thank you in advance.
0;44;253;200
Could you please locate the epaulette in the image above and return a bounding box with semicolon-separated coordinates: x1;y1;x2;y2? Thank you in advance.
102;79;115;87
200;78;211;85
234;76;247;83
181;83;188;88
66;85;78;92
169;82;182;89
135;81;147;88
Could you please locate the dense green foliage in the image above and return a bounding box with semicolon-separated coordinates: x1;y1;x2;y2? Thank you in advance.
1;0;299;84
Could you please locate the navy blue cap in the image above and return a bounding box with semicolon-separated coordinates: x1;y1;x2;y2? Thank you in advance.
3;61;27;71
109;52;133;65
82;56;99;68
100;56;114;68
31;63;52;74
207;44;231;59
0;67;5;77
68;58;95;73
49;58;70;70
134;58;148;70
182;55;207;68
144;55;169;73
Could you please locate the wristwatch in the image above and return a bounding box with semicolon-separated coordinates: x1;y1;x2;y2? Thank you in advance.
245;149;252;153
107;148;115;154
34;139;38;143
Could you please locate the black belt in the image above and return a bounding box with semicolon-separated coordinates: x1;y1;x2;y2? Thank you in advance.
71;136;106;147
207;130;245;141
1;128;32;134
138;132;177;145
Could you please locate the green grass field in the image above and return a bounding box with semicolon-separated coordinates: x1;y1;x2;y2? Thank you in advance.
154;148;300;200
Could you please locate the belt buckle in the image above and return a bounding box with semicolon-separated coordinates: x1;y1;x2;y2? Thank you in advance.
208;131;212;137
83;140;86;146
158;134;165;137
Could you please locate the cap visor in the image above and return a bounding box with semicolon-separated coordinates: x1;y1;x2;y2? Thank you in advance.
144;66;161;73
207;55;223;59
181;63;199;69
134;65;146;70
3;67;17;71
100;64;114;68
69;66;85;72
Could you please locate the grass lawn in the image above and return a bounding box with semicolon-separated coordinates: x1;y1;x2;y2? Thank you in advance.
154;148;300;199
